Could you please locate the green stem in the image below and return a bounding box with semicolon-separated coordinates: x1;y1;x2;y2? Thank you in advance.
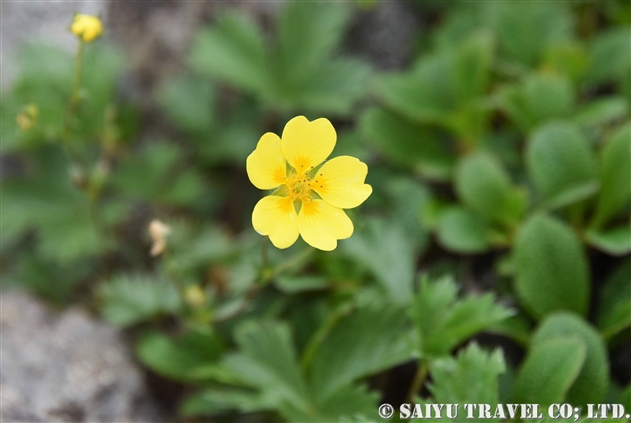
407;360;428;402
301;304;353;371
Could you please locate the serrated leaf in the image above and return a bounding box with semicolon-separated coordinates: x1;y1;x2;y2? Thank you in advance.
359;107;453;180
181;388;269;416
598;259;631;338
99;273;182;326
287;58;372;115
276;1;351;87
586;226;631;256
593;122;631;227
341;218;416;304
157;74;215;134
429;343;505;404
532;312;609;406
513;214;590;320
113;142;204;206
411;276;512;358
136;327;223;382
223;321;310;413
455;152;526;226
513;338;586;405
436;207;492;254
378;52;454;123
190;12;270;95
527;122;598;209
310;305;413;401
514;215;590;319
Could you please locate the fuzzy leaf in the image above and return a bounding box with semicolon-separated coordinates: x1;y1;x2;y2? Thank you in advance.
513;214;590;320
437;207;492;254
532;312;609;406
527;122;598;209
513;338;586;405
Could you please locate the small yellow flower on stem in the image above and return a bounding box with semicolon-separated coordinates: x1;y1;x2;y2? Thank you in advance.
246;116;372;251
148;219;171;257
70;14;103;43
184;285;207;308
16;104;39;131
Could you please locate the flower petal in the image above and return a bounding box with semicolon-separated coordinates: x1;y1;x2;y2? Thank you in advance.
311;156;373;209
246;132;287;190
252;195;299;249
298;199;353;251
281;116;336;173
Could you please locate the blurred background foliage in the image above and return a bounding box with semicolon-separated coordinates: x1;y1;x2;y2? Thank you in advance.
2;1;630;422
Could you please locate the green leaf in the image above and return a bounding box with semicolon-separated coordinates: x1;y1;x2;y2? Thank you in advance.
598;259;631;338
593;122;631;227
484;2;574;67
587;26;631;85
113;142;204;206
276;1;351;88
287;58;372;115
190;12;270;95
168;222;236;279
455;152;526;226
99;273;182;326
342;218;417;304
378;52;454;123
429;343;505;404
223;321;311;415
3;149;101;263
182;388;268;416
436;207;491;254
586;226;631;256
532;312;609;406
573;97;629;129
513;338;586;405
527;122;598;209
157;74;215;134
513;214;590;320
276;275;330;293
136;327;223;382
452;31;494;105
310;305;413;401
411;275;512;358
359;107;453;180
498;74;575;133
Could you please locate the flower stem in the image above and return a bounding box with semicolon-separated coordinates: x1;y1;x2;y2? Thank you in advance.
407;360;428;402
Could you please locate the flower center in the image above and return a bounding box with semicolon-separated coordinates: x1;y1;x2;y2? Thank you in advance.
285;170;313;202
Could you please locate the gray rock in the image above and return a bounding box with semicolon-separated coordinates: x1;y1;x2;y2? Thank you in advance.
0;291;165;423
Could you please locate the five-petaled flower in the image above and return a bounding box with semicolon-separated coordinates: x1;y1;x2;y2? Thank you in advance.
246;116;372;251
70;14;103;43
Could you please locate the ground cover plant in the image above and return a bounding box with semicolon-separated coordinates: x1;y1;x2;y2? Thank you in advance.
2;1;630;422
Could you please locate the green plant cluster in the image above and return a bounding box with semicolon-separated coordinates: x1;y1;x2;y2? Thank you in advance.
2;1;630;422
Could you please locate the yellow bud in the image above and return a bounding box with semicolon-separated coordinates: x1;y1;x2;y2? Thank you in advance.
16;104;39;131
184;285;207;308
71;14;103;43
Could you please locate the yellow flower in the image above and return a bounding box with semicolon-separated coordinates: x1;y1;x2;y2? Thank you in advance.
148;219;171;257
70;14;103;43
16;104;39;131
246;116;372;251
